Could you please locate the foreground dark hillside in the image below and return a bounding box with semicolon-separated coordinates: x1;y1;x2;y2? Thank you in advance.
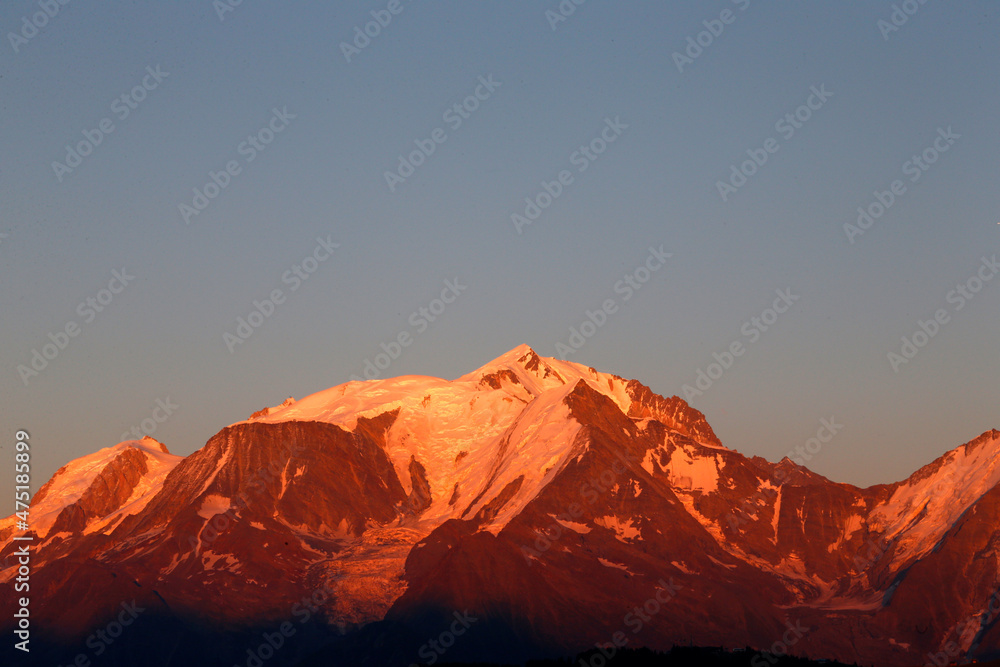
426;645;859;666
429;645;1000;667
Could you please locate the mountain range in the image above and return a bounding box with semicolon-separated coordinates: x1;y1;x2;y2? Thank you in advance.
2;344;998;667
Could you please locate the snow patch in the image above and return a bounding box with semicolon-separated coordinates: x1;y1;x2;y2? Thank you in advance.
197;495;232;520
201;550;223;570
598;557;632;573
551;515;591;534
770;485;782;543
594;515;641;542
641;438;720;494
707;555;736;570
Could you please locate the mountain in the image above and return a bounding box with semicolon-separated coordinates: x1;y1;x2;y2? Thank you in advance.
1;344;997;667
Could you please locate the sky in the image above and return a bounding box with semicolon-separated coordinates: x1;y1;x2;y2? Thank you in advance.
1;1;997;502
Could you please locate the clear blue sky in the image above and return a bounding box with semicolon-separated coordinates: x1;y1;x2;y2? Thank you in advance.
2;1;997;500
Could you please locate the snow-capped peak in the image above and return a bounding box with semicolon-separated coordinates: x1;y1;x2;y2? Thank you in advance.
226;346;639;533
868;429;1000;567
457;344;633;412
3;437;182;540
239;345;634;429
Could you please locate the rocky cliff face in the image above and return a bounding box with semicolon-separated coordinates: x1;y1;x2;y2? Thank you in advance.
1;346;997;667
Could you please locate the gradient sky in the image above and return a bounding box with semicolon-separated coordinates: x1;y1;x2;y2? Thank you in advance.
2;1;998;502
